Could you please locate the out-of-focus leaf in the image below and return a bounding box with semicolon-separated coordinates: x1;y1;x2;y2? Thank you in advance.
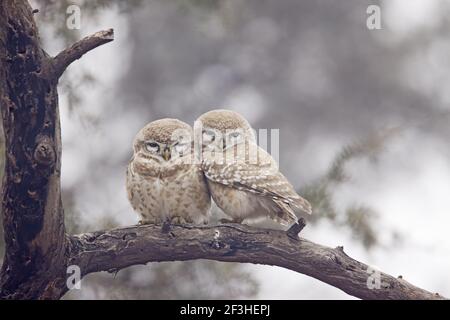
299;128;401;249
344;205;378;249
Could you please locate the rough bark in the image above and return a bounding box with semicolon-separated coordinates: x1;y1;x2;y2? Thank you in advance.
0;0;447;300
0;0;112;299
0;0;66;299
68;223;446;300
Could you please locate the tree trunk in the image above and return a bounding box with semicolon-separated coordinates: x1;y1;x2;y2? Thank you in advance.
0;0;66;299
0;0;112;299
0;0;446;300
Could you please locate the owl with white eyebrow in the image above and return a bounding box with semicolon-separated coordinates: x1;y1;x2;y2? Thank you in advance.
195;109;312;226
126;118;211;225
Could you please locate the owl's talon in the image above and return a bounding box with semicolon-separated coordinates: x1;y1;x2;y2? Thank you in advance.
220;218;243;224
161;219;172;233
171;216;188;225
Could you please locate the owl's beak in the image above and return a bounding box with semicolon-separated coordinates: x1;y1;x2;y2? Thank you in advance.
222;138;227;150
162;147;171;161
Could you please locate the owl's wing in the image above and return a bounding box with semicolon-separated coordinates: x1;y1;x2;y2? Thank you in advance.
202;145;312;222
126;160;136;204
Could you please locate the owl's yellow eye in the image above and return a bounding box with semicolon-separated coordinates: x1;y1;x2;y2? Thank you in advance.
145;142;160;153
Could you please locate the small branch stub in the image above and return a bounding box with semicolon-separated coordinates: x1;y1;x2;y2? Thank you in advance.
287;217;306;239
52;29;114;79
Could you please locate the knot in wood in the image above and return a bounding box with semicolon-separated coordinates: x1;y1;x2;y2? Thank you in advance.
34;141;55;166
210;230;224;249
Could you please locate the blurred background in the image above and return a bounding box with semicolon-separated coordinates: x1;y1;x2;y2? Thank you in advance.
1;0;449;299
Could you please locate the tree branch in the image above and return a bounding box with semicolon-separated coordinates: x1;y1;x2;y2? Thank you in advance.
51;29;114;79
68;223;447;300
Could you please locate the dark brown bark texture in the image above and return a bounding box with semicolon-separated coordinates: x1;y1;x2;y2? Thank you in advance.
68;224;446;300
0;0;447;300
0;0;66;299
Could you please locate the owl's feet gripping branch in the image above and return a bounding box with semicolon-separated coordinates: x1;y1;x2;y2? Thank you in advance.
0;0;447;300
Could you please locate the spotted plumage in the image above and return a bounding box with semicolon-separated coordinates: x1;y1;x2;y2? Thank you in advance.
127;118;211;224
195;109;312;225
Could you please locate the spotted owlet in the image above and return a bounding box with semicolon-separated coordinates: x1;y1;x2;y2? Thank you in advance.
127;118;211;225
194;109;312;226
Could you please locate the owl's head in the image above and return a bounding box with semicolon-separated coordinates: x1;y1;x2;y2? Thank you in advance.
194;109;256;152
133;118;193;163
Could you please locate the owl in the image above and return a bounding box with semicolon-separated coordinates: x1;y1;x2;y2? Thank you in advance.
194;109;312;226
127;118;211;225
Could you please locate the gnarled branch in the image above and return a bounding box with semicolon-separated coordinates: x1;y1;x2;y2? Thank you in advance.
51;29;114;79
67;223;447;300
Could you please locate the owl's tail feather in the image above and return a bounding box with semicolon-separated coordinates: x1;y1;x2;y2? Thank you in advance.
289;195;313;215
271;195;312;225
272;199;298;226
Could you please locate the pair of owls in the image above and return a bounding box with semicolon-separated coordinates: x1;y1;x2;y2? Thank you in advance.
126;109;311;229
